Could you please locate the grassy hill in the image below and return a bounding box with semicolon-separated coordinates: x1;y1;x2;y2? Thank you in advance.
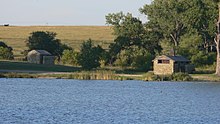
0;26;114;58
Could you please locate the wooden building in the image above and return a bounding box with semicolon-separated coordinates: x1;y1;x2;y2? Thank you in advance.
153;55;194;75
27;50;55;65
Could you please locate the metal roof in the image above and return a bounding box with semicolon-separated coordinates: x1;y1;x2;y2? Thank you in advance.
29;50;52;55
154;55;190;62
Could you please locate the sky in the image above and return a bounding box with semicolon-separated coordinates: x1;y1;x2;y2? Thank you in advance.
0;0;152;26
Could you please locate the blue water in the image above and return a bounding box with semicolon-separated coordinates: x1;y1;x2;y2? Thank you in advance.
0;78;220;124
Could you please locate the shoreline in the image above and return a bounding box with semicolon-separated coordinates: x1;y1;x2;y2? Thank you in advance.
1;69;220;82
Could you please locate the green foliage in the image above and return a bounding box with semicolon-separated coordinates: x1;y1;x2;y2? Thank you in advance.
131;49;154;71
143;72;193;81
106;12;144;38
178;33;203;57
26;31;72;57
61;49;79;66
140;0;218;70
140;0;187;47
78;39;105;70
0;41;14;60
170;73;193;81
160;39;174;55
114;50;130;67
106;12;161;66
0;41;13;50
191;51;216;67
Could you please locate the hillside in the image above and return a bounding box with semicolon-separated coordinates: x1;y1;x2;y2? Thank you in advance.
0;26;114;58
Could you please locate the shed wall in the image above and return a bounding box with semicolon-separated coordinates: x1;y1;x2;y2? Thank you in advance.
153;60;174;75
43;56;55;65
27;53;41;64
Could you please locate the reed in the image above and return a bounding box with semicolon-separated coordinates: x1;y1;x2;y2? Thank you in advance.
2;73;36;78
67;70;128;80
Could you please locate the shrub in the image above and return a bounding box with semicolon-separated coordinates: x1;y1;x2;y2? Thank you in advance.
143;72;193;81
0;47;14;60
170;73;193;81
61;49;79;66
114;50;130;67
0;41;14;60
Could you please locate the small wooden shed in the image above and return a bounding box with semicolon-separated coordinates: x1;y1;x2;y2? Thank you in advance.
153;55;194;75
27;50;55;65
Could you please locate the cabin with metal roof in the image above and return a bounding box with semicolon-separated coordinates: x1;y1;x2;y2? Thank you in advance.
27;50;55;65
153;55;194;75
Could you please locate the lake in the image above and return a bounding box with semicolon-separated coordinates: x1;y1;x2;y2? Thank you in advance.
0;78;220;124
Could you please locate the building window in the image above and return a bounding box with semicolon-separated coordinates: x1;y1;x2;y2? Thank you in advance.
158;59;170;64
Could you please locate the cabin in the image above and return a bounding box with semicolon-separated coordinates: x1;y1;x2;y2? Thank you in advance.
153;55;194;75
27;50;55;65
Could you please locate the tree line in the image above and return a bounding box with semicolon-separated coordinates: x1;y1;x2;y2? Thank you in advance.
1;0;220;72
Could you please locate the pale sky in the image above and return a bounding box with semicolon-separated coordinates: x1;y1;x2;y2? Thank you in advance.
0;0;152;26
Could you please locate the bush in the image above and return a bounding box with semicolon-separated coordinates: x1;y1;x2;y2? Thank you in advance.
0;41;14;60
170;73;193;81
0;47;14;60
143;72;160;81
114;50;130;67
61;50;79;66
143;72;193;81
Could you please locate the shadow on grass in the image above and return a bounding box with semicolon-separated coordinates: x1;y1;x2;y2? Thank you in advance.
0;61;81;72
193;70;215;74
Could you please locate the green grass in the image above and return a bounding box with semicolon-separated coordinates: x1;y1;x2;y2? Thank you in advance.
191;74;220;82
195;64;216;74
0;60;79;72
0;26;114;58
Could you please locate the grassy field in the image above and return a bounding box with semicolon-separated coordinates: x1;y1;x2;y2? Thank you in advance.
0;26;114;58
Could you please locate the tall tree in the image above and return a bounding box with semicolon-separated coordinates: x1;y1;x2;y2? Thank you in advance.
106;12;161;65
214;0;220;75
78;39;105;70
140;0;187;48
183;0;217;52
26;31;71;57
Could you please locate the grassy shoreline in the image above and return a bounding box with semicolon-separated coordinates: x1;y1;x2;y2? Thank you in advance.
1;71;220;82
1;61;220;82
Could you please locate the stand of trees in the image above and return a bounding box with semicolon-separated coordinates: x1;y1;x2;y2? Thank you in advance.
25;31;72;58
2;0;220;73
140;0;219;73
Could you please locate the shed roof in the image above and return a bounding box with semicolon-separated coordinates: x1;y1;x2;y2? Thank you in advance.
154;55;190;62
28;50;52;55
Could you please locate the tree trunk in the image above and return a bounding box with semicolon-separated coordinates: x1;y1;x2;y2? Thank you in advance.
215;3;220;76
